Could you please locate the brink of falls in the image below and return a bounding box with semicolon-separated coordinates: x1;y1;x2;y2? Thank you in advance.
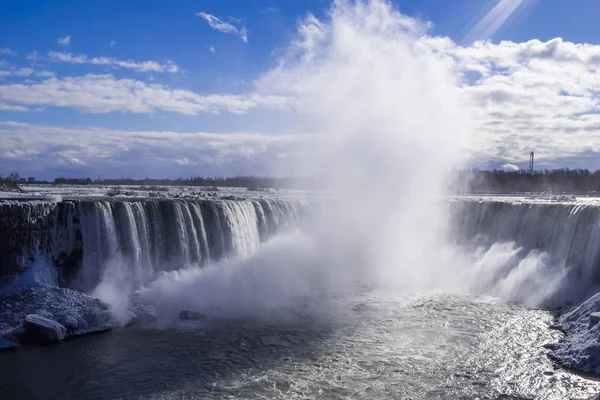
0;198;308;292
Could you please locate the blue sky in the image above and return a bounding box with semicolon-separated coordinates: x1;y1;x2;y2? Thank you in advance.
2;0;600;179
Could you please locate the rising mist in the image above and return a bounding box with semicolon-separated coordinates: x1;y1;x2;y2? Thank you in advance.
136;0;477;320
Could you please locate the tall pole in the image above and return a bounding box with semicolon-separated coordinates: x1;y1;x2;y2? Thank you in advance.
529;151;534;175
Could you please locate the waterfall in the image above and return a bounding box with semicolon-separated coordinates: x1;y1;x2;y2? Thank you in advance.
72;198;308;292
5;195;600;306
449;199;600;284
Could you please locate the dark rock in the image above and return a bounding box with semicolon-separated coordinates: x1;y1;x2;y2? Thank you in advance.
0;283;116;348
23;314;66;343
542;342;559;350
57;315;79;331
548;324;564;332
542;370;553;376
590;312;600;325
179;311;207;321
0;200;80;277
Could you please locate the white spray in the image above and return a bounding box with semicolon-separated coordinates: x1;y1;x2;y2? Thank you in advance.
108;0;577;319
138;0;474;318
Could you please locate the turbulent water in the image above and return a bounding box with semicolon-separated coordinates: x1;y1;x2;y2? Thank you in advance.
450;197;600;283
446;197;600;308
6;0;600;397
5;193;600;398
2;291;600;400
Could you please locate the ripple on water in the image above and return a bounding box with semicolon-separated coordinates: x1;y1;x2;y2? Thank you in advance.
1;292;599;399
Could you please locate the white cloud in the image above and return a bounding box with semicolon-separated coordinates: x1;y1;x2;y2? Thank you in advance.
262;7;280;14
0;121;307;177
0;68;34;78
110;40;117;47
25;51;38;61
58;35;71;46
36;70;56;78
5;34;600;169
251;2;600;171
209;46;215;53
502;163;519;171
3;1;600;173
47;51;180;73
197;12;248;43
441;37;600;166
0;48;16;57
0;74;288;115
0;103;29;112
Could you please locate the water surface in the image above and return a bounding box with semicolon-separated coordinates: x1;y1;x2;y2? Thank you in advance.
2;291;598;399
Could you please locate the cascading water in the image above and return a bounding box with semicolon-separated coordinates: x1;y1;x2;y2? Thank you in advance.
446;197;600;306
449;199;600;280
5;0;600;397
4;194;599;309
73;198;308;294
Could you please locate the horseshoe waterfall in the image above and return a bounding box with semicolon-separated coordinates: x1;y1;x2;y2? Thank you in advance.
4;194;600;399
0;197;308;290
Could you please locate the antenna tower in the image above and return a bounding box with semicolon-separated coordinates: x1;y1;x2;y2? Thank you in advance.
529;151;534;175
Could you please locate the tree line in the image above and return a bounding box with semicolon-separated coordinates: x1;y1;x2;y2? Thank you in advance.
1;173;318;190
453;168;600;193
5;169;600;193
0;172;22;192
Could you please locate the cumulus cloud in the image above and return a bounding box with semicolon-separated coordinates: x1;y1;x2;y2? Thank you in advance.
0;74;288;115
3;2;600;172
36;70;56;78
0;121;310;178
47;51;180;73
197;12;248;42
0;103;29;112
251;4;600;170
0;68;33;78
444;37;600;166
502;163;519;171
25;51;38;61
0;48;16;56
58;35;71;46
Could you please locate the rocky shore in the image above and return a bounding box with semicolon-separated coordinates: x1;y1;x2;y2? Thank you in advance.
0;284;116;348
548;288;600;374
0;283;157;348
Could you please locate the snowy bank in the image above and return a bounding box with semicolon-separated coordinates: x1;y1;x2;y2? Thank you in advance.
0;282;160;348
0;284;115;348
550;287;600;373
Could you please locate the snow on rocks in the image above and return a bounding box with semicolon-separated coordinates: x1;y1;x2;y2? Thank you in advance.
549;289;600;373
0;284;116;348
589;312;600;326
23;314;67;343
